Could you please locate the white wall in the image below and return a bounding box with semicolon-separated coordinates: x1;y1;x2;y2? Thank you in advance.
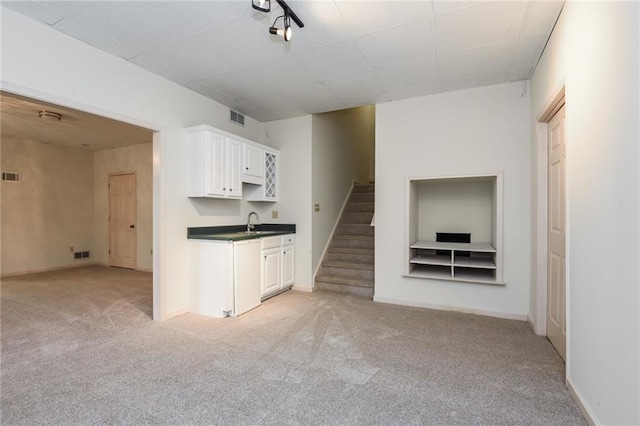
1;8;265;319
530;2;639;424
1;137;94;275
264;116;313;290
417;179;493;243
375;82;531;318
94;143;153;271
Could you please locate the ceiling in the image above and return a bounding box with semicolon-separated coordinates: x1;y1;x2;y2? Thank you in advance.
1;1;563;123
1;91;153;151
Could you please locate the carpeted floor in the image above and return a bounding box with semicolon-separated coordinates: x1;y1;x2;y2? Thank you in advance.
1;265;585;425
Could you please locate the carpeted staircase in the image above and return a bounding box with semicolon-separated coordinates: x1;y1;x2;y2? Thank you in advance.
315;183;374;298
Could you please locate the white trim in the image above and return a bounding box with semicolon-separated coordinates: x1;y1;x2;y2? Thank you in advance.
534;120;549;336
135;267;153;273
0;262;98;278
567;377;599;426
312;181;355;286
373;296;528;321
291;284;313;293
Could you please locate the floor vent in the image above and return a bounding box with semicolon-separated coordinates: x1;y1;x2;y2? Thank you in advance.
230;110;245;127
2;172;20;182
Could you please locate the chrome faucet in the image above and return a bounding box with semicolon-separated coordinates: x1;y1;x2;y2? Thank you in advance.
247;211;259;233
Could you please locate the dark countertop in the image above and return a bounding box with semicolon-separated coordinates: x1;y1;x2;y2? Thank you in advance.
187;223;296;241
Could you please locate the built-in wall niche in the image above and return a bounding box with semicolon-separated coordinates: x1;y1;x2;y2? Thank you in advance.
405;173;504;285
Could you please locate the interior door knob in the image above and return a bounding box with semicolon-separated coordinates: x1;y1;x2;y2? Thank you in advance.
129;225;135;229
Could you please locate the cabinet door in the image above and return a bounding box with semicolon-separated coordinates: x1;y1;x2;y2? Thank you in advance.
282;245;294;287
262;248;281;295
207;132;226;197
243;145;264;181
263;152;278;201
226;139;243;199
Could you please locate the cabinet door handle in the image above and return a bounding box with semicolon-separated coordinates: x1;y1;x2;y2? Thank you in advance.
246;167;249;170
223;187;226;191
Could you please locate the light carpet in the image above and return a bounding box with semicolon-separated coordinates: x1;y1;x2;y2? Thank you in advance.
1;266;585;425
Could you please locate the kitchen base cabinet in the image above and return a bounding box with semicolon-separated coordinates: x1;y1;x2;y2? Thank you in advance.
261;234;295;298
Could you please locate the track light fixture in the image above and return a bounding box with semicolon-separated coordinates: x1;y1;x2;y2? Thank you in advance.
269;12;292;42
252;0;270;13
255;0;303;43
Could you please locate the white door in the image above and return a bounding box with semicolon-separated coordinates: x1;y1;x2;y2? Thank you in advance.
244;145;264;178
282;246;294;287
207;133;226;197
547;104;566;360
226;139;243;199
109;173;136;269
262;248;281;295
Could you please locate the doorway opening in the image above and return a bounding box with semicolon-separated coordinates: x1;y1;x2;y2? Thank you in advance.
0;90;156;318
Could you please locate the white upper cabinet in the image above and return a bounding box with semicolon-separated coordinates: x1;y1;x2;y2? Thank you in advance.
186;127;242;199
242;144;264;185
186;125;279;201
245;150;278;202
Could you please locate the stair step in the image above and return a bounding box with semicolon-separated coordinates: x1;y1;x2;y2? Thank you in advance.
336;224;374;236
320;264;374;280
331;235;374;250
350;192;375;202
314;282;374;299
322;261;373;270
346;201;375;213
341;212;374;224
352;184;375;193
315;274;373;288
326;248;374;264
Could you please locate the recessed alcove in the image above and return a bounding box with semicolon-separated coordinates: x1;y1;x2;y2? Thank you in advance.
405;173;503;285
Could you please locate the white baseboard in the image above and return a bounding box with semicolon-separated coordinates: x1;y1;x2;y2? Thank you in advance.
567;377;599;426
292;284;313;293
136;267;153;273
1;262;98;278
373;296;528;321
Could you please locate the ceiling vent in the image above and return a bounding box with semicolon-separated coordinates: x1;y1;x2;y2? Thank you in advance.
230;110;245;127
2;172;20;182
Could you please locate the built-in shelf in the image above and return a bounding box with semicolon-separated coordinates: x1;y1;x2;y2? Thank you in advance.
405;174;503;285
408;240;500;284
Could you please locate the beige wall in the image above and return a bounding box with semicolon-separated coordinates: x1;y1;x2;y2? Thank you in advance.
1;137;94;276
94;143;153;271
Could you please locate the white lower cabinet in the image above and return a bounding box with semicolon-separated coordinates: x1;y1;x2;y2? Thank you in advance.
261;234;295;297
262;247;281;295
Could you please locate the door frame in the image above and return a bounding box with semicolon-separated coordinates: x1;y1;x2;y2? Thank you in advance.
1;82;166;321
108;171;138;269
534;81;571;369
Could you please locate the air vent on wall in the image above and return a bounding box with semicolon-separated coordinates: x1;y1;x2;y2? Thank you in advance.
2;172;20;182
230;110;245;127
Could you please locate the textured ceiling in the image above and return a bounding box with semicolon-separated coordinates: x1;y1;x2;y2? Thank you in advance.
2;1;563;122
0;91;153;151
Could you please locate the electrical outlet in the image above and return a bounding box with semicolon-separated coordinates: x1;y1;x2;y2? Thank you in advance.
314;204;320;212
272;210;279;219
69;246;74;252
